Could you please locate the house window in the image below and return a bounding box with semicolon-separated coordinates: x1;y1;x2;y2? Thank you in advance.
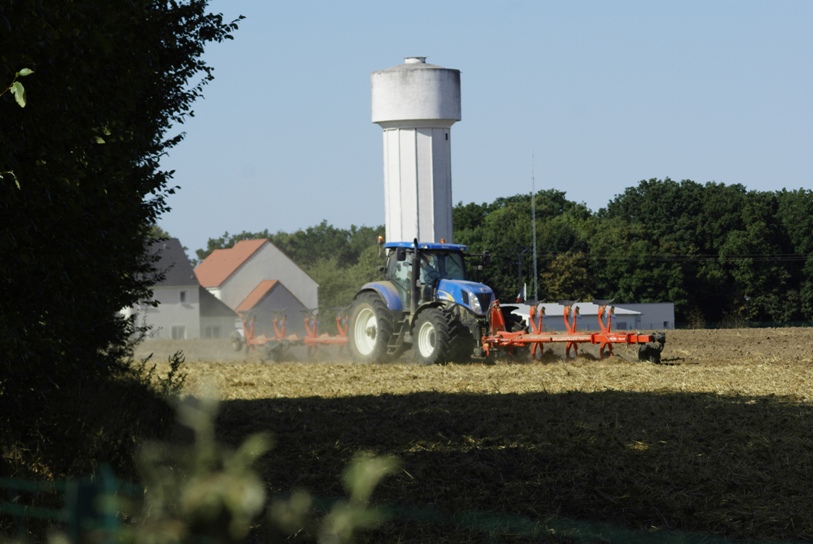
204;326;221;339
171;325;186;340
664;321;669;328
180;290;187;303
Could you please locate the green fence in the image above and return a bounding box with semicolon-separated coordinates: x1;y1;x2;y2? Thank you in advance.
1;466;137;543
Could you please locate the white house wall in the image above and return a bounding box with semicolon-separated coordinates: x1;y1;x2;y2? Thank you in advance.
139;285;201;339
200;315;237;339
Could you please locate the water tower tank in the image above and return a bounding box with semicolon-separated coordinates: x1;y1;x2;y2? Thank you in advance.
371;57;461;243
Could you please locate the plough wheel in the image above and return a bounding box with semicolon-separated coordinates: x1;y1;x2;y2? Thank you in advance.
502;308;530;361
262;341;286;363
230;331;243;352
638;333;666;364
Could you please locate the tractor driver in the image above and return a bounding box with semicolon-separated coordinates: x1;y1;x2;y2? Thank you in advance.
419;254;440;284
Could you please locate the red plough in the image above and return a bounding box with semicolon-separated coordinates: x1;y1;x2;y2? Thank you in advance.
301;307;350;357
235;308;349;362
482;300;666;363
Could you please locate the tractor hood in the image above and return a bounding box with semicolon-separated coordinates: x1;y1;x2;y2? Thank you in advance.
436;279;495;316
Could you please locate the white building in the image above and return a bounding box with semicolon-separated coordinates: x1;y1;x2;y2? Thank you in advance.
195;239;318;310
124;238;235;340
195;239;317;334
613;303;676;330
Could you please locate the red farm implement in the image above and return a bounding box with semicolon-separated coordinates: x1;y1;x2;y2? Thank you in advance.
302;307;350;356
482;299;666;363
233;308;349;362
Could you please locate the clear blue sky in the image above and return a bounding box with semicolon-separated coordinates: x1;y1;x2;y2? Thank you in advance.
159;0;813;255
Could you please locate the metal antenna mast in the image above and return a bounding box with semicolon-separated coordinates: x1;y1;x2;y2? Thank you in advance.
531;152;538;301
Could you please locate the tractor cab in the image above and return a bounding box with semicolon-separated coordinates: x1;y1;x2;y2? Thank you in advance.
382;241;494;317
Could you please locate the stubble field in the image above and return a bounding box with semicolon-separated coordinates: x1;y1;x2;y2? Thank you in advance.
142;328;813;543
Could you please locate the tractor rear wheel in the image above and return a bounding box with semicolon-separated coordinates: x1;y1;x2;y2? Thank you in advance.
413;308;453;365
349;292;394;363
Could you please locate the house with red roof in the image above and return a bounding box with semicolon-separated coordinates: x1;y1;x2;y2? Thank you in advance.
194;239;317;335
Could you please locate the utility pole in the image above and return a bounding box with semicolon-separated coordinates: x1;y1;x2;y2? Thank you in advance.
531;152;538;301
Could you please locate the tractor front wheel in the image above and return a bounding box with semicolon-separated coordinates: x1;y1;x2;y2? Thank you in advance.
413;308;453;365
349;292;394;363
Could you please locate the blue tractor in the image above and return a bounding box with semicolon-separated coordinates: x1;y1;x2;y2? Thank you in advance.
348;239;510;364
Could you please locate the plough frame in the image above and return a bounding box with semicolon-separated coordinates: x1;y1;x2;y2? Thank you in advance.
236;308;349;361
482;300;665;363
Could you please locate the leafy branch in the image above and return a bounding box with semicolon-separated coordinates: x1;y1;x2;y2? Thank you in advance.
2;67;34;108
1;68;34;188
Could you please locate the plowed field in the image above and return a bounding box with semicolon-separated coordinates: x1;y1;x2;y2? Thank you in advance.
142;328;813;543
137;327;813;369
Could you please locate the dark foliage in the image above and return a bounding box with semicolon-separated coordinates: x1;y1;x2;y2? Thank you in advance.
0;0;240;479
452;179;813;325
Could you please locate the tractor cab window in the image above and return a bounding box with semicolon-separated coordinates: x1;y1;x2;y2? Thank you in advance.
439;252;466;280
419;253;440;285
387;249;411;292
387;248;468;288
423;251;466;281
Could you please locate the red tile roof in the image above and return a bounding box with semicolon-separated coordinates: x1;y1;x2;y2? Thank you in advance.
194;239;267;288
235;280;279;313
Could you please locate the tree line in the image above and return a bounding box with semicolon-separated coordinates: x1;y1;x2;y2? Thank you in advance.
458;179;813;326
199;179;813;327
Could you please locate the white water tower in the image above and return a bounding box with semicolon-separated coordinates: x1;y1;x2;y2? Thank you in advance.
371;57;461;243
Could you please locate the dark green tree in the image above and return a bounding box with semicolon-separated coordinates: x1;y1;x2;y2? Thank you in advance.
194;181;813;329
454;190;592;301
596;179;813;325
774;189;813;320
1;1;240;476
718;191;798;323
538;251;594;302
597;179;708;318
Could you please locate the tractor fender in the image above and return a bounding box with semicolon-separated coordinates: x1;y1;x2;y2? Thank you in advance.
408;300;448;328
356;281;403;311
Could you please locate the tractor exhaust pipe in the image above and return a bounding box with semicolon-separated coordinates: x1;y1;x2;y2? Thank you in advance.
410;238;420;315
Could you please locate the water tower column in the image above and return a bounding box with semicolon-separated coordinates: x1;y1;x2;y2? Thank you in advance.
371;57;461;243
